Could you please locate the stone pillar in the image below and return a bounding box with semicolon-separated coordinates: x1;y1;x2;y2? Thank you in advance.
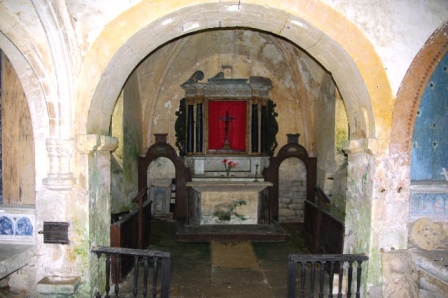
343;138;409;296
76;134;118;296
342;139;379;296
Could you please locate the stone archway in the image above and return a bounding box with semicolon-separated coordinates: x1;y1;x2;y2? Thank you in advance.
80;1;392;140
80;1;394;293
0;34;50;193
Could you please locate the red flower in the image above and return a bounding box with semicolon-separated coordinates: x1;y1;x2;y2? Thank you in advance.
222;159;237;171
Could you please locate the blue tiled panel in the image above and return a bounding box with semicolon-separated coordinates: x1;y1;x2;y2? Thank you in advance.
0;212;35;243
410;192;448;216
411;53;448;181
0;216;14;235
16;217;33;236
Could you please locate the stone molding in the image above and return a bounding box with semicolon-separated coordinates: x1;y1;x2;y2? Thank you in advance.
43;135;118;190
77;134;118;154
43;138;76;191
342;138;387;156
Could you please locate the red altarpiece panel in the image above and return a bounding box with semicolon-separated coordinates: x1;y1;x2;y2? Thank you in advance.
207;101;247;152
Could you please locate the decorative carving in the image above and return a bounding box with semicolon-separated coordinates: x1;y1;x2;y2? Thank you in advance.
382;250;419;298
264;99;279;156
259;156;270;170
182;70;204;85
184;157;195;174
43;138;76;190
176;70;278;156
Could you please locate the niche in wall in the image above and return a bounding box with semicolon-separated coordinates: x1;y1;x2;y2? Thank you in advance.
148;157;175;218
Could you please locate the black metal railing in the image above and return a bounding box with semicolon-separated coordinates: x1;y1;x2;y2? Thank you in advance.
287;254;368;298
92;246;171;298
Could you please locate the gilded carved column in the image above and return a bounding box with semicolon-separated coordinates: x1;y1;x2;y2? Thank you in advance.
186;97;195;154
260;98;268;154
196;95;204;153
251;97;260;153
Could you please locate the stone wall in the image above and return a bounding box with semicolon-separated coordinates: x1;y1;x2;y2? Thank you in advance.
278;180;306;222
278;158;307;222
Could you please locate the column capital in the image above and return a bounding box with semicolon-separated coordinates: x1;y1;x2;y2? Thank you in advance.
343;138;388;156
77;134;118;154
43;138;76;190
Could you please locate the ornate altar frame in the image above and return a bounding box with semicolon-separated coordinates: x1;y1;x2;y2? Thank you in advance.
175;71;279;157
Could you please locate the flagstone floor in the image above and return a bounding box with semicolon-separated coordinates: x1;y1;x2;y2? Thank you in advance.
117;219;309;298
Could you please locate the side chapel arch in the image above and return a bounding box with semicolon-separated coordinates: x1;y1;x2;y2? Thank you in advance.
390;21;448;220
391;21;448;160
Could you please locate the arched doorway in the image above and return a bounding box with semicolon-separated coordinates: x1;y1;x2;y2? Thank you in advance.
278;157;307;223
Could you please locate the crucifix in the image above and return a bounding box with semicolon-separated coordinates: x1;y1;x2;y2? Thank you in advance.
219;111;236;150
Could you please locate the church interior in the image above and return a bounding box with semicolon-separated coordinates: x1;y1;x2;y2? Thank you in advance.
0;1;447;297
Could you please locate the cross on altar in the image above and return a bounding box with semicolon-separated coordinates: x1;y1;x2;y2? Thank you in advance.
219;111;236;149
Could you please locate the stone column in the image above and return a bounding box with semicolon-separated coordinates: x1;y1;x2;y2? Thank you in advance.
343;138;409;296
76;134;118;296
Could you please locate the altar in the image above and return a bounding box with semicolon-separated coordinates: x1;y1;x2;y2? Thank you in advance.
172;70;286;241
176;155;286;241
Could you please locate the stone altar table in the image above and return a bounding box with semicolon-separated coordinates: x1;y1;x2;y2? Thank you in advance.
186;178;272;225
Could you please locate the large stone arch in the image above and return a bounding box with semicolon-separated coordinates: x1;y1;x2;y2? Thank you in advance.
79;1;393;145
77;2;394;293
0;32;50;191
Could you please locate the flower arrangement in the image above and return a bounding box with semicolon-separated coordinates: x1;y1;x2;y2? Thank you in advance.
222;159;237;176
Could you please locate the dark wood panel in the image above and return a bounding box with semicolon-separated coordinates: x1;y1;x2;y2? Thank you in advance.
304;200;344;255
110;188;152;283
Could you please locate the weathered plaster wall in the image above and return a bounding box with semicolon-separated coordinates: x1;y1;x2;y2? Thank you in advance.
105;70;143;214
110;94;126;213
315;73;338;193
323;0;448;94
0;0;446;296
134;29;327;155
122;71;143;203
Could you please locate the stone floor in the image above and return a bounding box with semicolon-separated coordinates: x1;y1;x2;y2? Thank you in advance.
116;219;309;298
0;220;308;297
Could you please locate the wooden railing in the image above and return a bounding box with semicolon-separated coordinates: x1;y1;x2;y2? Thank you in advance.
287;254;368;298
92;246;171;298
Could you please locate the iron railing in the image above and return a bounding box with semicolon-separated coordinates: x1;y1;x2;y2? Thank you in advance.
287;254;368;298
92;246;171;298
